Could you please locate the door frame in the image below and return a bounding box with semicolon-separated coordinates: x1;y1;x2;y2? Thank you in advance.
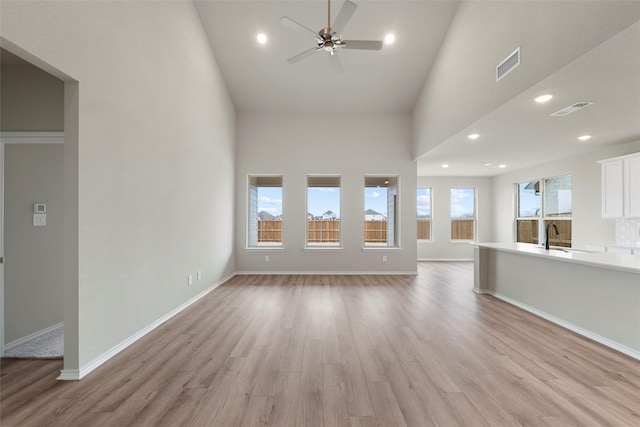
1;38;80;377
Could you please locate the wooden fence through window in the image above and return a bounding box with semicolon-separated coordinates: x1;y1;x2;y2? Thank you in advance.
257;220;390;244
451;219;475;240
417;219;431;240
257;220;282;242
364;221;387;243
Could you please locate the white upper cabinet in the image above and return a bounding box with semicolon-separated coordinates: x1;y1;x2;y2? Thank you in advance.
599;152;640;218
626;154;640;217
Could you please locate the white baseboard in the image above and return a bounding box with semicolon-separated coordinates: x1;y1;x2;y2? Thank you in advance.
5;322;63;352
487;291;640;361
58;273;234;381
418;258;473;262
234;270;418;275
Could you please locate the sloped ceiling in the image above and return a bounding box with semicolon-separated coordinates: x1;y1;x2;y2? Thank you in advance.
194;1;460;113
192;1;640;176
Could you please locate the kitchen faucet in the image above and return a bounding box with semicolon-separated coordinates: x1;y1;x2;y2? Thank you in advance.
545;223;559;250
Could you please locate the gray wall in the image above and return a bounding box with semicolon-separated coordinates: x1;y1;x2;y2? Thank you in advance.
1;63;64;131
1;61;65;345
1;0;236;373
4;144;64;343
236;112;417;273
492;140;640;249
417;176;493;260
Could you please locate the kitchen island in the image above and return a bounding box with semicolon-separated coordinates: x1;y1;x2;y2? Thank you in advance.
474;242;640;360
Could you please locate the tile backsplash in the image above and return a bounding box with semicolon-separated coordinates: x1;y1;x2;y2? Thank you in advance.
616;218;640;248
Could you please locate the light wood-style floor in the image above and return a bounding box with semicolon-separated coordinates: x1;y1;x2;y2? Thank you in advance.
2;262;639;426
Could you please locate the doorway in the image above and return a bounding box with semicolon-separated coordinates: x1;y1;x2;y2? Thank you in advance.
0;42;79;376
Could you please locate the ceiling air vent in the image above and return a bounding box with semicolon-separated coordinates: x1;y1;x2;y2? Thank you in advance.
550;102;594;117
496;47;520;82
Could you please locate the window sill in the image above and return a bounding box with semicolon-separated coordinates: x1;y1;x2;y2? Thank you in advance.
304;246;344;251
361;246;403;252
245;246;285;251
449;240;477;244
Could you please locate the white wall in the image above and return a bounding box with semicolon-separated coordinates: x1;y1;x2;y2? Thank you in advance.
1;1;236;374
236;112;417;273
412;1;640;159
492;140;640;249
417;176;493;260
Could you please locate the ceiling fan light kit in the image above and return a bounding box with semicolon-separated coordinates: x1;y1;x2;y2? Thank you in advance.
280;0;383;73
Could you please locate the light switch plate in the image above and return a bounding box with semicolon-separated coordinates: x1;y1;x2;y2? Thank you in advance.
33;213;47;226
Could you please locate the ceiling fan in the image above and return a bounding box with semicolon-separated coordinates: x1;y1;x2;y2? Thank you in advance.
280;0;383;73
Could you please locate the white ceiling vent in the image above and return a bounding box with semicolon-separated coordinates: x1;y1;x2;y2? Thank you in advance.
550;102;594;117
496;47;520;82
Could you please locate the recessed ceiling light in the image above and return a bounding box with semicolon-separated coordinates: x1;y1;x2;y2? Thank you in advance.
441;164;449;168
384;33;395;45
468;133;480;140
484;163;493;166
498;164;507;168
535;94;553;103
257;33;267;44
578;135;591;141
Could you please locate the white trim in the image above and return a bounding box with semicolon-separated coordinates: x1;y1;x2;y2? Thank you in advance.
58;273;234;381
418;258;473;262
57;370;81;381
244;246;285;251
486;290;640;361
235;270;418;275
361;247;403;252
303;246;344;251
4;322;63;352
0;132;64;144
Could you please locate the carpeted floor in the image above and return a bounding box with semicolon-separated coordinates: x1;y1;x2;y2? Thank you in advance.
3;326;63;359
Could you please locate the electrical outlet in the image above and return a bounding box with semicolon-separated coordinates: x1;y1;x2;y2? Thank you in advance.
265;255;270;262
188;275;193;285
382;255;387;262
197;271;202;281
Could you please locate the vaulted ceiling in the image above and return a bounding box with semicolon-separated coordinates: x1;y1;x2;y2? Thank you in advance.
194;1;640;176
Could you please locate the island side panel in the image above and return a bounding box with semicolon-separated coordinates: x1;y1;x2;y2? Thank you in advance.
476;248;640;357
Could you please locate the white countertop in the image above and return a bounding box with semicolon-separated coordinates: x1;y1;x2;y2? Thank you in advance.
474;242;640;274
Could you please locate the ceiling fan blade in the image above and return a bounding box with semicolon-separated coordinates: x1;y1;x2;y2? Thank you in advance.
342;40;383;50
329;52;344;74
331;0;357;36
280;16;320;42
287;47;322;64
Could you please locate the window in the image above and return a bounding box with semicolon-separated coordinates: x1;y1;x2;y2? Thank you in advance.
516;181;541;244
364;176;399;247
417;187;432;240
307;175;341;247
450;188;476;241
515;175;572;247
543;175;572;248
248;176;282;247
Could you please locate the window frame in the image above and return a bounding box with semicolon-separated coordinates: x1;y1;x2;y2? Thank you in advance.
363;175;400;248
246;175;284;250
417;187;432;241
305;174;342;249
515;180;541;245
450;187;477;242
514;175;573;247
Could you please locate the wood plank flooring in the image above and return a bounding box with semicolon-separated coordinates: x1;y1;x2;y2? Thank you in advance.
2;262;639;426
